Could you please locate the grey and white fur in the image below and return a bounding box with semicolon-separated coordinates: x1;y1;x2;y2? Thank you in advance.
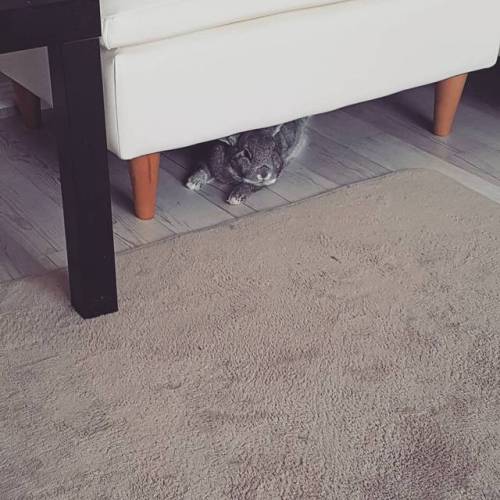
186;117;309;205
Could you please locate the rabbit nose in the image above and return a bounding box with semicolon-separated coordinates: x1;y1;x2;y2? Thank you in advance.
259;167;272;180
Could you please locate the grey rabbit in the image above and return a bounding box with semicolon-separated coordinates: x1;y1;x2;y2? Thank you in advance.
185;117;309;205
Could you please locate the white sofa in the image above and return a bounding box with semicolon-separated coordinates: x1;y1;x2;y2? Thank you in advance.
2;0;500;218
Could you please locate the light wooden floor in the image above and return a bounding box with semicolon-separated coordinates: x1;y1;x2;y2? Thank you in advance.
0;64;499;283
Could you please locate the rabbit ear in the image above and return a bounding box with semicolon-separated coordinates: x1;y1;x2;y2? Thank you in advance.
219;134;239;146
271;124;283;137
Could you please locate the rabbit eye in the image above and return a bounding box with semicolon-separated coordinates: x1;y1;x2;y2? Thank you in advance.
242;148;252;161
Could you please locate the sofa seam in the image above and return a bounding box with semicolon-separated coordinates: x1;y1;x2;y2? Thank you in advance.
100;0;355;50
111;51;122;158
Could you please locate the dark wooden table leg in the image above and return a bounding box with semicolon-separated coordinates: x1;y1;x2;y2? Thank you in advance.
48;38;118;318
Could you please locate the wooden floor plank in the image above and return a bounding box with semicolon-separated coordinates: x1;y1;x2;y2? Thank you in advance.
300;127;391;185
308;109;383;147
0;230;57;283
0;74;15;120
267;157;338;202
239;187;288;211
0;245;19;281
348;133;500;204
154;155;234;234
0;150;65;254
345;94;500;184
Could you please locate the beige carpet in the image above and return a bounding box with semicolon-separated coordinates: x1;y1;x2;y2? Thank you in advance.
1;170;499;499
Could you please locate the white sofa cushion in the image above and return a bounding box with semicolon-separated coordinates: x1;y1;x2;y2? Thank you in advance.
101;0;344;49
102;0;500;158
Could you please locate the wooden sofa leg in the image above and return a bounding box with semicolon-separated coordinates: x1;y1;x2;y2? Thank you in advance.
434;74;468;137
13;81;42;129
129;153;160;220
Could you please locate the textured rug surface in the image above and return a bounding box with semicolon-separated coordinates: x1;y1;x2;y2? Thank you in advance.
1;170;499;499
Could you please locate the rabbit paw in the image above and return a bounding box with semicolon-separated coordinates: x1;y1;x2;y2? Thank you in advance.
186;178;202;191
227;193;245;205
186;168;211;191
227;184;260;205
